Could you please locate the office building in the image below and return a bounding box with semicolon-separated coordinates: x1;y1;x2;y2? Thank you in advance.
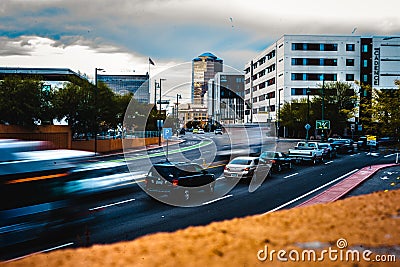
207;72;245;124
244;35;400;122
192;52;223;106
97;73;150;103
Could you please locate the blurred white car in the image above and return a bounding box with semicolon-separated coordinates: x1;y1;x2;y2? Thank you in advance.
197;129;205;134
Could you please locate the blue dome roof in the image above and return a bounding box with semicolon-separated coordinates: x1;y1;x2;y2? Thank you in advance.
199;52;217;59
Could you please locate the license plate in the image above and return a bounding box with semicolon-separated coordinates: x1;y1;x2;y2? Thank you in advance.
231;173;238;177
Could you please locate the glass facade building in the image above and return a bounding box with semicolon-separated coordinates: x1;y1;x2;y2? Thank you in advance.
192;52;223;106
98;74;150;103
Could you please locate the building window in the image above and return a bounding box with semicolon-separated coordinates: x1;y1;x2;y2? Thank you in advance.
270;105;275;112
258;95;265;101
363;59;368;67
253;97;258;103
258;69;266;78
267;77;276;86
291;88;308;95
259;106;265;112
346;59;355;66
362;44;369;53
346;74;354;81
245;89;250;94
292;43;337;51
258;57;266;65
245;78;250;84
346;44;355;51
259;82;266;89
363;74;368;82
291;73;304;80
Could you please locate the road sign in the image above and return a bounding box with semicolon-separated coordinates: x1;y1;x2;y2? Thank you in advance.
316;120;330;130
305;124;311;130
367;135;377;146
163;128;172;139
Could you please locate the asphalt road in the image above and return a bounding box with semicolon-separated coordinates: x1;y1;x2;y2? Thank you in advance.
2;133;398;262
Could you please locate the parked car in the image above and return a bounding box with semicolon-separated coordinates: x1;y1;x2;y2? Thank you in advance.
259;151;292;172
144;162;215;201
214;128;223;135
318;143;337;159
330;139;355;154
198;128;205;134
192;129;199;134
224;156;260;180
357;136;378;151
288;141;324;164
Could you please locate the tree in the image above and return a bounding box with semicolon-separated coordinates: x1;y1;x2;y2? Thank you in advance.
313;81;357;136
0;76;49;126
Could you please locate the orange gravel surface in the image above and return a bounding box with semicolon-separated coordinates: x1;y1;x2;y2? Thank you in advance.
3;189;400;267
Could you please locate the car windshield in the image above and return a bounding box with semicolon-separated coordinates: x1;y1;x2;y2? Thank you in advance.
230;159;252;165
260;152;275;159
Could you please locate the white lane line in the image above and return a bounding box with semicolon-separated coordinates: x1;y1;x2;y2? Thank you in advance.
202;194;233;205
283;173;298;179
263;168;359;215
384;153;396;158
89;198;136;211
4;242;74;263
324;160;334;165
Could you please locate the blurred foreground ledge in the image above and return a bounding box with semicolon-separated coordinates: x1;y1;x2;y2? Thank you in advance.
4;189;400;267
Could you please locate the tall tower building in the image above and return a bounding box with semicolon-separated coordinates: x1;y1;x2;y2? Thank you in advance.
192;52;223;106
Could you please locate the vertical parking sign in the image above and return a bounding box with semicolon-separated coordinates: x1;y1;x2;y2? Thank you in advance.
163;128;172;139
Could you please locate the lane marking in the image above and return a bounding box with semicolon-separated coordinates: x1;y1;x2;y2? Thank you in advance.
89;198;136;211
202;194;233;205
4;242;74;263
263;168;359;215
324;161;334;165
384;153;396;158
283;173;298;179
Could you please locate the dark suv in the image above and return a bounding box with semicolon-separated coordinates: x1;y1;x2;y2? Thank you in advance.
144;162;215;201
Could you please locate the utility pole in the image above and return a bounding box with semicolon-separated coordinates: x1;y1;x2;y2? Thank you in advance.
158;78;166;146
250;60;254;123
321;78;325;141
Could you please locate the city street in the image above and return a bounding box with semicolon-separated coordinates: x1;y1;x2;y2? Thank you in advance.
2;132;398;261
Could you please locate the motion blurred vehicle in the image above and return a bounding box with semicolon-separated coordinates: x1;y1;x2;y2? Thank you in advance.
214;128;223;135
318;143;337;159
197;129;205;134
192;129;199;134
224;156;260;180
259;151;292;172
179;128;186;135
330;139;355;154
144;162;215;201
0;140;95;249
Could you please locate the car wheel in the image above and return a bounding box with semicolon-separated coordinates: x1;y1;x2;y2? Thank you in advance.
312;157;317;165
277;164;282;172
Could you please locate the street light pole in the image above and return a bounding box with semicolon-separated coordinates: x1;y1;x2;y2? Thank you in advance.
94;68;104;156
176;94;181;136
306;88;311;141
158;78;166;146
277;88;283;138
321;78;325;141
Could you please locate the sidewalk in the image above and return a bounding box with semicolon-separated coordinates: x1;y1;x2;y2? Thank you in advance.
296;163;399;208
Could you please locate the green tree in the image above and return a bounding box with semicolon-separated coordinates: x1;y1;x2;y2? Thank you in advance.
0;76;48;126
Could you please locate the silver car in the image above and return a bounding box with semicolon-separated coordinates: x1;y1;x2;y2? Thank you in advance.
224;156;259;180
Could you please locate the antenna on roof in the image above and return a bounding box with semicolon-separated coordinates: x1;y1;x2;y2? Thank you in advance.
351;27;357;34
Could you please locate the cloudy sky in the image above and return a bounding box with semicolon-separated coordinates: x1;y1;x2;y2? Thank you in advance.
1;0;400;81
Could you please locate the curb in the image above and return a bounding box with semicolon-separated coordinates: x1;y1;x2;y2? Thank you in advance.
296;163;399;208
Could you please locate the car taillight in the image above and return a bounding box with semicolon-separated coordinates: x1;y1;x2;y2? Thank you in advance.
224;166;229;171
271;160;276;164
172;179;178;186
243;167;250;171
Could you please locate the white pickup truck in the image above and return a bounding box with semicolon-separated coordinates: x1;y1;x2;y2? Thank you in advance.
288;141;324;164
